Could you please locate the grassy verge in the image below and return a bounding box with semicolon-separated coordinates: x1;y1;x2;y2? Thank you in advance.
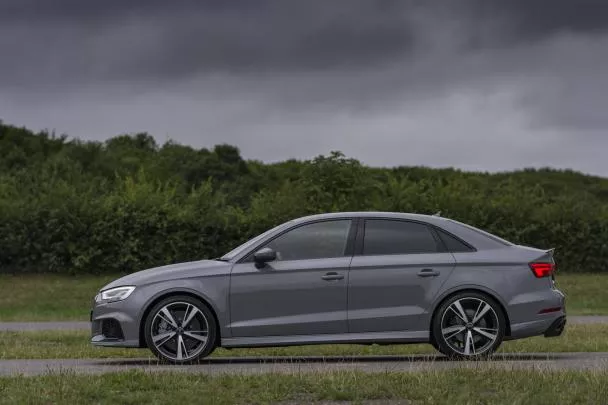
0;273;605;321
556;273;608;315
1;324;606;360
0;274;120;321
1;369;607;405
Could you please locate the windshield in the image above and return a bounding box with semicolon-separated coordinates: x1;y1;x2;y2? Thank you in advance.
220;220;295;261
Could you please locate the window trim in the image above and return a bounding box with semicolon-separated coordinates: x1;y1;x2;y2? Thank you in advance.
238;218;358;263
355;218;465;257
431;225;477;253
447;219;512;247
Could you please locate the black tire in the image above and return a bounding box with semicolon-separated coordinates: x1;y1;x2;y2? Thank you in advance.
432;291;505;359
144;295;217;364
430;337;446;355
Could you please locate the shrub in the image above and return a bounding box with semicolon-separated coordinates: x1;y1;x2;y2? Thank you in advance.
1;122;607;273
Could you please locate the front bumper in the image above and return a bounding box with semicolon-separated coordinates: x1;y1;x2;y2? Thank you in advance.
90;301;141;348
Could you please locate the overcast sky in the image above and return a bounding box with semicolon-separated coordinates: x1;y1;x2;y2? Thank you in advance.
1;0;608;175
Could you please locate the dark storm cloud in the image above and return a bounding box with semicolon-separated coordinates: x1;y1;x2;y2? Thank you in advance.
2;0;608;175
0;0;251;21
477;0;608;40
3;0;608;88
0;0;416;86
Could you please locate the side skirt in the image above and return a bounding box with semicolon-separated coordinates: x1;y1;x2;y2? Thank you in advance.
221;330;429;348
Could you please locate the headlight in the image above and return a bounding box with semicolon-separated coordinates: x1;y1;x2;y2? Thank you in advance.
95;286;135;304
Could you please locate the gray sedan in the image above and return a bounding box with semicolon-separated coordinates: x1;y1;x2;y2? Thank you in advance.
91;212;566;363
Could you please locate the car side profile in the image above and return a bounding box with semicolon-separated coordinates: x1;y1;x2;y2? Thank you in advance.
91;212;566;363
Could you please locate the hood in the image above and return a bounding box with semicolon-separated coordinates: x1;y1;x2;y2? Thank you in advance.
100;259;231;291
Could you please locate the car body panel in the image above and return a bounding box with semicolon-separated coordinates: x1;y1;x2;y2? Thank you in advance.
444;247;560;324
100;259;230;290
92;260;234;344
347;252;455;333
221;330;428;348
229;257;351;337
90;211;566;353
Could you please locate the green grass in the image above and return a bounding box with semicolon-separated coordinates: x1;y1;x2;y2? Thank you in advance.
0;273;605;322
556;273;608;315
1;369;607;405
1;324;607;360
0;274;120;321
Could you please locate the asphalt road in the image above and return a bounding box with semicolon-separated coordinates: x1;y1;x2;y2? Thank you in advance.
1;317;607;376
2;353;608;376
0;316;606;332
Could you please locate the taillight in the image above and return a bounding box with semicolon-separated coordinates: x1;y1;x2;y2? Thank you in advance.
529;262;555;278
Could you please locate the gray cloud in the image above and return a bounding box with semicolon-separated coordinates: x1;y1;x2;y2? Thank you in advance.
1;1;417;87
4;0;608;86
479;0;608;39
1;0;608;175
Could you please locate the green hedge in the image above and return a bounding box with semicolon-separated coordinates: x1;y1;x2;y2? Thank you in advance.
1;123;608;273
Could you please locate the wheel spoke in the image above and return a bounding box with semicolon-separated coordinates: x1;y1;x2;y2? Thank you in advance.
442;325;466;340
464;330;475;355
450;300;469;323
176;335;188;360
152;331;176;347
159;307;178;328
472;302;492;325
182;305;200;328
473;327;497;341
184;331;207;343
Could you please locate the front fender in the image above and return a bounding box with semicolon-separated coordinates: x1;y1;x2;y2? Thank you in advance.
134;276;231;340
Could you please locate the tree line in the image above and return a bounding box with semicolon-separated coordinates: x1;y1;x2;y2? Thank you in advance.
1;121;607;274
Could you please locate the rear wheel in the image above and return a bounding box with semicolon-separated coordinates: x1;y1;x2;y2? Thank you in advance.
432;292;505;359
144;295;217;364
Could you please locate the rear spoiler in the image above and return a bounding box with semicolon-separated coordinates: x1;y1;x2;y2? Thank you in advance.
522;247;556;263
537;248;556;264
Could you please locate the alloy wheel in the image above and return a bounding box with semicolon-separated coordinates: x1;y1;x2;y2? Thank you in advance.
439;297;500;356
149;301;210;362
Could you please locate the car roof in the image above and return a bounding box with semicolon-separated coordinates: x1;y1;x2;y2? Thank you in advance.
291;211;447;225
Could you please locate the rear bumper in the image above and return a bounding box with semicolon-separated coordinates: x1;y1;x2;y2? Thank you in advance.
544;315;566;337
506;287;566;340
507;311;566;340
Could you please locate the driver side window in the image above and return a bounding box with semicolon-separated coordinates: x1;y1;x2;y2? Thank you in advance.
263;220;352;261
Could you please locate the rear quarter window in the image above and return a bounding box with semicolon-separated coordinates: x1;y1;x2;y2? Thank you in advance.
442;219;515;250
435;228;476;252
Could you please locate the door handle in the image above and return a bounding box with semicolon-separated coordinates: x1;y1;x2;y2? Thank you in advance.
321;272;345;281
417;268;440;277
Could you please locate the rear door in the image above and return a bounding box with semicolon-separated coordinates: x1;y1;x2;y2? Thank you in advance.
347;219;456;333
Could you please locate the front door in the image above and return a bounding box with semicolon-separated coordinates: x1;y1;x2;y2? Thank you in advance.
229;219;354;337
348;219;456;333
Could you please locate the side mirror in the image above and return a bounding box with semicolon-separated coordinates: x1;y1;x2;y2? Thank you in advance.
253;247;277;266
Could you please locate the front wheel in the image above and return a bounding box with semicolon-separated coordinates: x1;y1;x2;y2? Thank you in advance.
144;295;217;364
432;292;505;359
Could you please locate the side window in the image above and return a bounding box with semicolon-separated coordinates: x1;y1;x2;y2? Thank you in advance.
435;228;475;253
363;220;441;255
263;220;352;261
